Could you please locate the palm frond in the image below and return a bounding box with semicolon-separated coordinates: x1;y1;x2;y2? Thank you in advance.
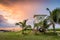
15;23;19;25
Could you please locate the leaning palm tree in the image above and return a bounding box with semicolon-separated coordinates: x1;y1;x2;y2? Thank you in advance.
15;19;28;34
38;19;52;33
46;8;56;33
34;21;45;34
46;8;60;33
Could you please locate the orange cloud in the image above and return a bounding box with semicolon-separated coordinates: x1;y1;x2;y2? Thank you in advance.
0;3;34;23
0;1;42;24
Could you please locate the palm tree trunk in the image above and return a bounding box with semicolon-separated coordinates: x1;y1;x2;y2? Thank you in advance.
22;28;24;34
51;19;56;33
53;23;56;33
22;27;25;34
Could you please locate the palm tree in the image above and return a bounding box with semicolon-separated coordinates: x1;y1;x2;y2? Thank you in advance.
38;8;57;33
46;8;56;33
15;19;28;34
51;8;60;33
33;21;45;34
38;19;52;33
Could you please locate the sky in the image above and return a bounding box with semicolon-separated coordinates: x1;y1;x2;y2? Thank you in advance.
0;0;60;28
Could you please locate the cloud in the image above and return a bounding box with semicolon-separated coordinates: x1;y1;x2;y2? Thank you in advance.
0;0;48;28
0;15;7;23
0;0;56;6
0;0;19;6
0;0;44;21
0;15;15;28
0;0;45;6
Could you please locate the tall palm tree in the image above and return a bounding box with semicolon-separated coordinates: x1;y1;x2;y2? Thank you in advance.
51;8;60;33
15;19;28;34
46;8;60;33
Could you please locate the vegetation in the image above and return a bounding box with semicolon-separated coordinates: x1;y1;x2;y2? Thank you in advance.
0;31;60;40
46;8;60;33
15;19;31;34
4;8;59;40
51;8;60;24
46;8;56;33
33;8;60;34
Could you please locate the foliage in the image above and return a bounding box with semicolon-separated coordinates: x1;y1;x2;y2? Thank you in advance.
51;8;60;24
15;20;32;34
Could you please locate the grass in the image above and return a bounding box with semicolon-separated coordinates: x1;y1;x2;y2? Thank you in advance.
48;28;60;31
0;30;60;40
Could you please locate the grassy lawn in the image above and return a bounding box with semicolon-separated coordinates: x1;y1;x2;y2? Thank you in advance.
0;31;60;40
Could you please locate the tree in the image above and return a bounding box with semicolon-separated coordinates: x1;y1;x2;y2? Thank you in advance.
38;19;52;33
38;8;57;33
33;21;45;34
46;8;60;33
51;8;60;24
15;19;28;34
